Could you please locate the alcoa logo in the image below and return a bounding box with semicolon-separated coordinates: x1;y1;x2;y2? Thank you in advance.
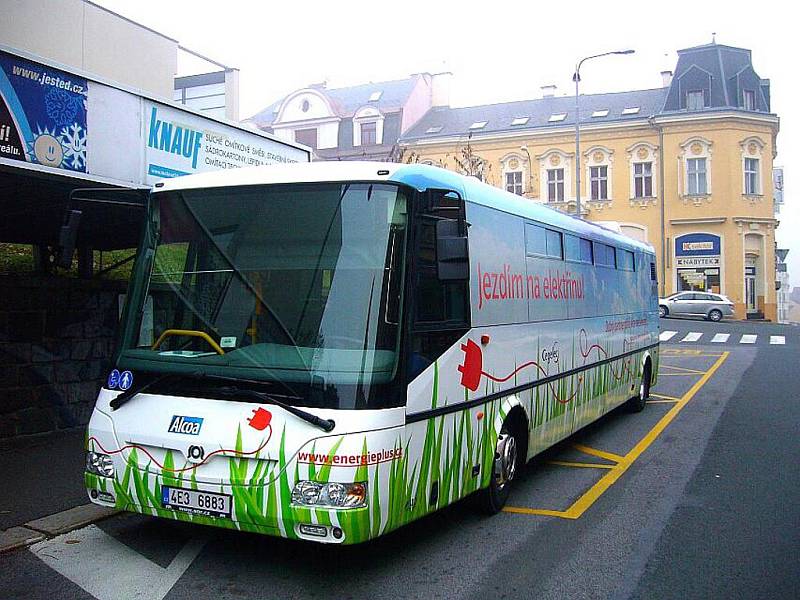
168;415;203;435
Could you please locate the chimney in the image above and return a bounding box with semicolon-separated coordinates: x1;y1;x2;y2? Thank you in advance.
661;70;673;87
541;85;557;98
431;71;452;107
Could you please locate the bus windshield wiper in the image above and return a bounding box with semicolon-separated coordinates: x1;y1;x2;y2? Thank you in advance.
109;372;174;411
212;384;335;433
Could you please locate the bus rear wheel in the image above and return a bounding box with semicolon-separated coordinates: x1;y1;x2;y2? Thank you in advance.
626;360;651;413
476;421;520;514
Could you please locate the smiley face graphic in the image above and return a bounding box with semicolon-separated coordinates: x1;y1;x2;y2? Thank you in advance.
33;133;63;167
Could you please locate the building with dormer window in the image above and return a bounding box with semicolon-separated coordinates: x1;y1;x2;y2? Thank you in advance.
398;41;781;321
246;73;451;161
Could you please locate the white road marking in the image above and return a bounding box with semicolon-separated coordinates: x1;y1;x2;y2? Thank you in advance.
739;334;757;344
659;330;677;341
30;524;206;600
711;333;730;343
681;332;702;342
770;335;786;345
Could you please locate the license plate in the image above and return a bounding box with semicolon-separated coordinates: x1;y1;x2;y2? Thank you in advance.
161;486;231;518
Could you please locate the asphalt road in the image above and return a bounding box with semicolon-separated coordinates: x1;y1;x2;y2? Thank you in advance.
2;319;798;600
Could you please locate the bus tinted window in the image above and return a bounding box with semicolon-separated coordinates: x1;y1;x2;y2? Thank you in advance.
525;223;546;256
594;242;616;267
545;229;563;259
565;234;580;261
580;238;593;263
617;248;635;271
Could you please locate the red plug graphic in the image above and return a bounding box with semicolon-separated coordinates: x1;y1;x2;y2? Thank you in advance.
247;407;272;431
457;339;484;391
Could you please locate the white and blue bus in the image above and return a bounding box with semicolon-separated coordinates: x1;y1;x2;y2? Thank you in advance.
85;162;659;544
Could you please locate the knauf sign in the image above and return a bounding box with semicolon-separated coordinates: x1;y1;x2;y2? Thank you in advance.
147;106;202;171
144;101;308;184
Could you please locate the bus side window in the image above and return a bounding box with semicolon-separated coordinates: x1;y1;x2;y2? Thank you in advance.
409;190;470;377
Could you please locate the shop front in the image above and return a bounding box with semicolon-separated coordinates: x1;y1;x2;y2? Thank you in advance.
675;233;722;293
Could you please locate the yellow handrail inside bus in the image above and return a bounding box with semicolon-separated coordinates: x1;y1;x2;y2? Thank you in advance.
151;329;225;355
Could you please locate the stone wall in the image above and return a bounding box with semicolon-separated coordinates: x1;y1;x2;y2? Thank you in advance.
0;275;126;438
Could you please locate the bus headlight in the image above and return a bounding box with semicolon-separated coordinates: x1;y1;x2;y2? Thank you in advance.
291;481;367;509
86;451;115;478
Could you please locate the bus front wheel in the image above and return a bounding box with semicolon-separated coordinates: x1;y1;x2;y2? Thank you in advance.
477;420;521;514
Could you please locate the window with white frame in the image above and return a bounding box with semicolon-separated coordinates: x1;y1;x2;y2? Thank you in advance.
687;158;707;195
505;171;523;195
633;162;653;197
590;166;608;200
353;106;384;147
743;90;756;111
547;169;564;202
744;157;760;194
686;90;705;110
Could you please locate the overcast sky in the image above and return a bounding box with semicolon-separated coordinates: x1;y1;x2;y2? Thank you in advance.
97;0;799;284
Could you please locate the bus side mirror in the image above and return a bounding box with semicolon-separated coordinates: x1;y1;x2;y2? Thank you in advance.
57;209;82;269
436;218;469;280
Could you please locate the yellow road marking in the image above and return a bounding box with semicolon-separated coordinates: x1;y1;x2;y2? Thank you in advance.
504;351;729;520
503;506;574;518
661;350;723;357
660;365;707;374
650;393;680;401
572;444;623;464
547;460;615;469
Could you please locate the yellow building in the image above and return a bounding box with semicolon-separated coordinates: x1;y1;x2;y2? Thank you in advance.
399;43;780;320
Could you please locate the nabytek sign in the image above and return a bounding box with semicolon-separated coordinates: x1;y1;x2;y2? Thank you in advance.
168;415;204;435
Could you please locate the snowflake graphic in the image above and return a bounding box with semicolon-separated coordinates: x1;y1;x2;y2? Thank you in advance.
45;87;81;126
59;123;87;171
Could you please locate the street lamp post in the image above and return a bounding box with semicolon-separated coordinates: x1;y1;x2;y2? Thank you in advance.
573;49;634;218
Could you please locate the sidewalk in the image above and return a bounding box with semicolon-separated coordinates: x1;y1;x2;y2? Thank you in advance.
0;428;89;531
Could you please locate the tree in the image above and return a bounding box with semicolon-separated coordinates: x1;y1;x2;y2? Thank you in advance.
449;133;494;184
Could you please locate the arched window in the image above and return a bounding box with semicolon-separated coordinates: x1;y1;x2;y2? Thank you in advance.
679;137;713;198
583;146;614;202
739;137;765;197
626;142;659;202
353;106;385;147
500;153;526;196
537;149;572;204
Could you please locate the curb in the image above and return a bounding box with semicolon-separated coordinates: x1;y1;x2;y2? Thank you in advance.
0;504;118;554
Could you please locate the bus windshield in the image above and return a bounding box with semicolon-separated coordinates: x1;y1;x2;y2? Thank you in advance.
118;182;408;408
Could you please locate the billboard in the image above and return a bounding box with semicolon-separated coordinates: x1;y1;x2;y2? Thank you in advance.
773;167;784;205
0;49;87;173
0;47;309;187
144;102;307;184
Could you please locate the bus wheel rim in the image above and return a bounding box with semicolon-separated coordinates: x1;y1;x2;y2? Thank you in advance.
495;433;517;490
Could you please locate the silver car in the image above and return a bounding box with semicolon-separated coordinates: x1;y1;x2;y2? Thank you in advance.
658;292;735;322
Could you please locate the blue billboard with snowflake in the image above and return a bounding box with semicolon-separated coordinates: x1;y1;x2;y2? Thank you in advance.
0;50;87;173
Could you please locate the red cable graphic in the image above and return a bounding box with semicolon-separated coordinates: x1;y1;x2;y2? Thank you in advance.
87;423;273;474
458;330;637;404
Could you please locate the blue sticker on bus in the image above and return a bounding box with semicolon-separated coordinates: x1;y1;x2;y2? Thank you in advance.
118;371;134;391
107;369;120;389
168;415;204;435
